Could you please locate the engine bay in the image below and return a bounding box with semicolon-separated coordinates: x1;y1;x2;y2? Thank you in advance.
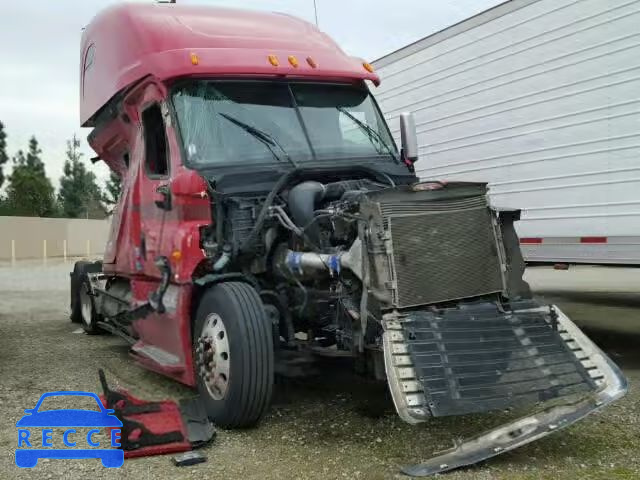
200;169;532;369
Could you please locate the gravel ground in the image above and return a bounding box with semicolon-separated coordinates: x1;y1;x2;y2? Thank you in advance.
0;261;639;479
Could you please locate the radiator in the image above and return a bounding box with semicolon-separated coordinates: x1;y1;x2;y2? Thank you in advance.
363;183;506;309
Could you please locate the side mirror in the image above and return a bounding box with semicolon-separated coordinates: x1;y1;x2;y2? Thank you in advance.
399;112;418;168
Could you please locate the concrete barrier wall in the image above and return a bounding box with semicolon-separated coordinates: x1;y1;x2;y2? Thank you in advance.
0;216;111;260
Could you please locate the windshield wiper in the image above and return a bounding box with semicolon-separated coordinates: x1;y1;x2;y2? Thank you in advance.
219;113;297;168
337;107;398;162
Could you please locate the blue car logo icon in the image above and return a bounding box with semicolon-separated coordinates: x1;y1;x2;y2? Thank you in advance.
16;391;123;468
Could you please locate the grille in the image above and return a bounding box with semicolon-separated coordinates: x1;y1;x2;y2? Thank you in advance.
401;303;599;417
386;200;505;308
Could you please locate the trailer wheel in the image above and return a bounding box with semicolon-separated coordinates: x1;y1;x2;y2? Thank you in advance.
194;282;274;428
70;261;102;323
79;278;103;335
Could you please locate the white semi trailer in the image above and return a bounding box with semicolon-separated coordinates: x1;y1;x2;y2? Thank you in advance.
373;0;640;264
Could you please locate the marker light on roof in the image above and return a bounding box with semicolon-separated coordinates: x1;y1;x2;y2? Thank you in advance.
268;55;279;66
306;57;317;68
363;62;374;73
288;55;299;68
190;53;199;65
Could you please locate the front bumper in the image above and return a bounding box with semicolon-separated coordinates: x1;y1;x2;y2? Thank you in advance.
382;303;627;476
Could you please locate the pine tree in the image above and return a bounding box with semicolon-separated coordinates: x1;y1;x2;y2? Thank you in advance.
5;137;57;217
0;121;8;188
13;150;26;165
58;134;106;219
26;136;45;174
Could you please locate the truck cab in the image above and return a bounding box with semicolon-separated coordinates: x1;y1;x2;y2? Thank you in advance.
71;4;625;472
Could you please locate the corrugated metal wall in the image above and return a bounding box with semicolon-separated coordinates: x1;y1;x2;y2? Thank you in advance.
373;0;640;262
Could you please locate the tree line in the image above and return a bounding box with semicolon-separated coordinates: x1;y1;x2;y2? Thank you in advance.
0;120;121;219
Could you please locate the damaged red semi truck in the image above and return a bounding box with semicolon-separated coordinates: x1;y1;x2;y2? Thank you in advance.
71;3;626;475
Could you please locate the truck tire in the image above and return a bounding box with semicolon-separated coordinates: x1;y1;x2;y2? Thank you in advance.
194;282;274;428
70;261;102;323
79;277;103;335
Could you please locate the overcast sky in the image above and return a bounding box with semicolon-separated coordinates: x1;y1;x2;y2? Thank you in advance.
0;0;503;188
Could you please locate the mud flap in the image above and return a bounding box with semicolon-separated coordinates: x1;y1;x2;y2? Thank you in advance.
382;303;627;476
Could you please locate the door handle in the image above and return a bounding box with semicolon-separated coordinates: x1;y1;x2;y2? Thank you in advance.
154;184;172;210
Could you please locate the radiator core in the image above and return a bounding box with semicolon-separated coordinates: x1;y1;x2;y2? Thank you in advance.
365;186;506;309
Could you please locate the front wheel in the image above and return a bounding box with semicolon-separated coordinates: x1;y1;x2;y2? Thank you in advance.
79;278;103;335
194;282;274;428
70;261;102;323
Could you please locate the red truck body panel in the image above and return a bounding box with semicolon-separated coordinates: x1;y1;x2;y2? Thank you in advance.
80;3;380;126
81;3;381;386
90;82;209;385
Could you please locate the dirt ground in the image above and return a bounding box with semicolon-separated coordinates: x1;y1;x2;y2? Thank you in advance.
0;260;639;479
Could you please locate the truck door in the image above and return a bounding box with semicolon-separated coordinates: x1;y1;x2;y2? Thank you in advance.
139;102;171;278
103;152;129;266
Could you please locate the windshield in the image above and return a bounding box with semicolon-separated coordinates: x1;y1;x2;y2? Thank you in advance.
171;81;398;168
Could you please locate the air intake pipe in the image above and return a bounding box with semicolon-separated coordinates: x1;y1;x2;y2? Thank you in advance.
287;179;377;244
287;181;326;244
274;239;363;280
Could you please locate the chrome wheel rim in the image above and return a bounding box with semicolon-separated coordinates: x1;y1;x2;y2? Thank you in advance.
79;286;93;328
196;313;230;401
